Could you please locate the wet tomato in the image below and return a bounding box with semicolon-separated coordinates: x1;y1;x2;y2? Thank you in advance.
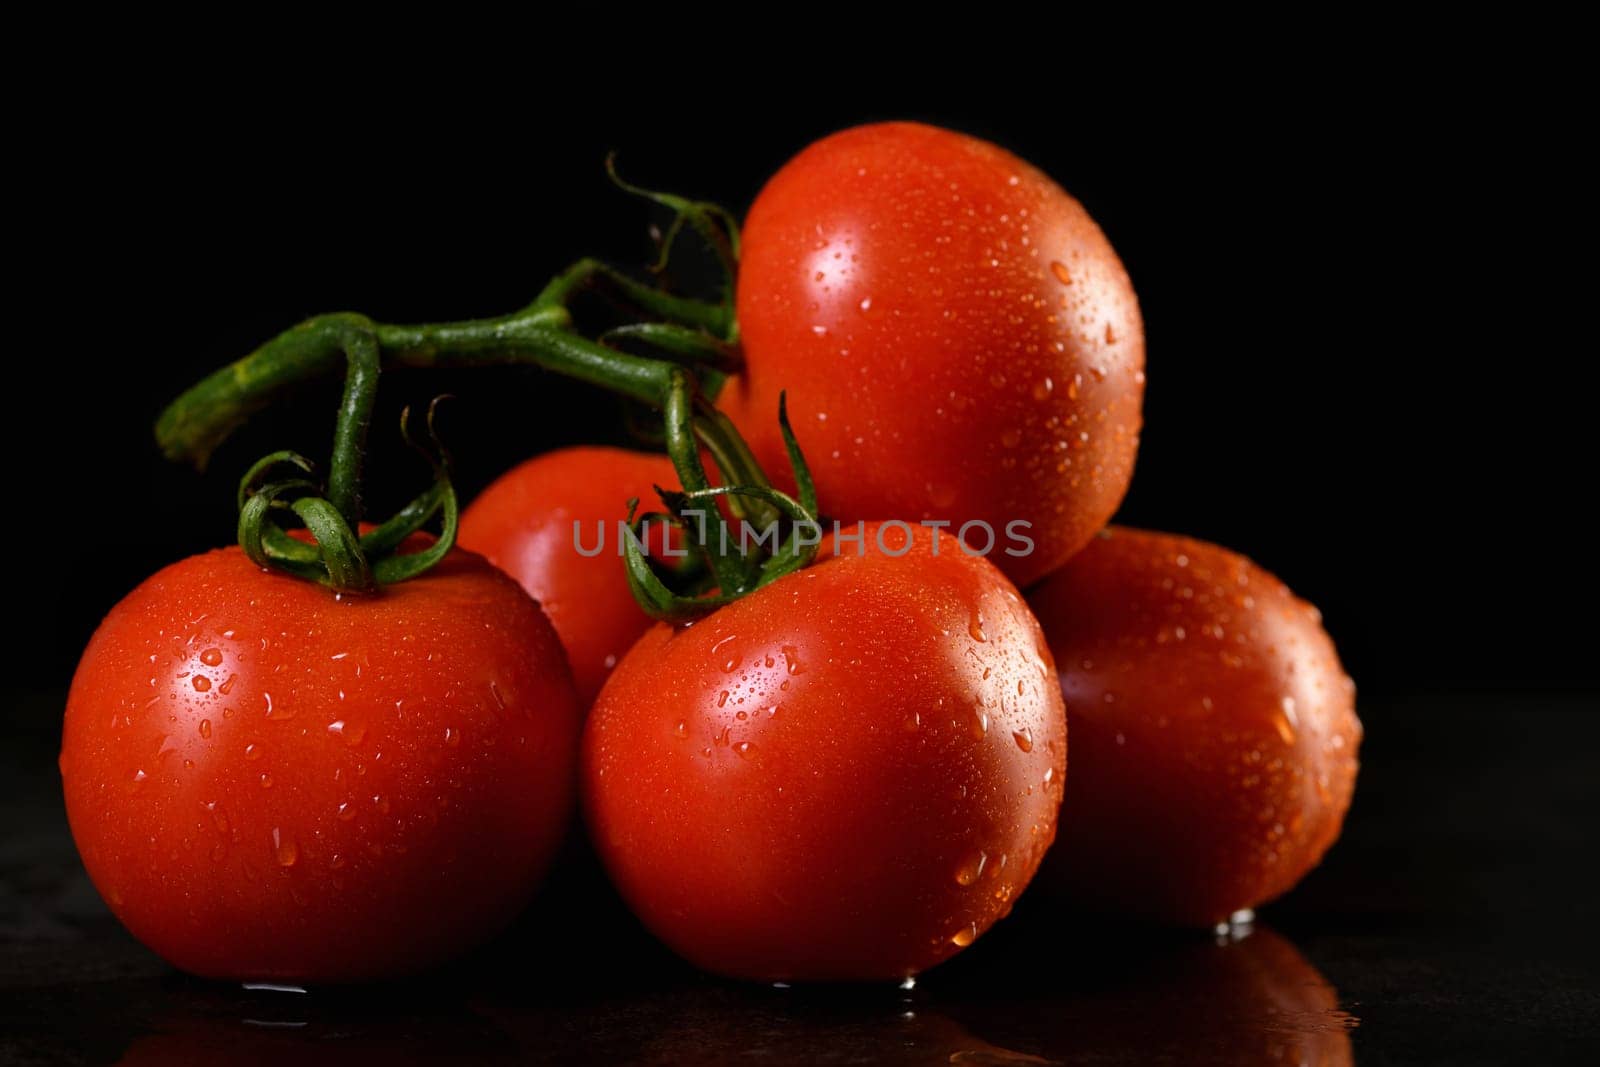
728;121;1144;585
1028;527;1360;925
583;531;1066;982
460;446;680;705
60;543;581;981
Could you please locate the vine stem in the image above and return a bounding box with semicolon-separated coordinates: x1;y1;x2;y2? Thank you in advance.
157;274;781;594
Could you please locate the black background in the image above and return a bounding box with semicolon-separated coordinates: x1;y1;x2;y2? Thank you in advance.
5;44;1597;1064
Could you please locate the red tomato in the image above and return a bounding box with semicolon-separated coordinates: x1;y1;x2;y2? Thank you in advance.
583;531;1066;981
59;543;581;981
1027;528;1360;926
728;121;1144;585
460;446;679;705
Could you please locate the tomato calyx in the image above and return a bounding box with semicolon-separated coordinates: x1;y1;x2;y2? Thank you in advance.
236;399;459;593
623;393;820;621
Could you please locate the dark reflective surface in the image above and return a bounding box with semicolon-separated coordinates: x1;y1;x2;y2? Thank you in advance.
4;695;1597;1064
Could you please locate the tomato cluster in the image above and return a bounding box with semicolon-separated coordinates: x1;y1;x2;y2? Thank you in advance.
62;121;1357;986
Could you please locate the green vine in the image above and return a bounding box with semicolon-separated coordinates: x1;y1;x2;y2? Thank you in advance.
158;165;815;612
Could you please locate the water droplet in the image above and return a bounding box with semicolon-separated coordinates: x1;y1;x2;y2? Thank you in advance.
971;708;990;740
328;719;367;745
131;769;147;784
273;828;298;868
218;674;236;695
904;711;921;731
259;773;273;788
444;726;460;746
734;741;754;759
244;742;261;760
968;614;987;642
955;850;988;886
264;692;293;720
1031;377;1054;401
191;675;211;692
1012;727;1034;752
950;923;977;947
781;645;805;675
1104;323;1118;344
200;648;223;667
1274;713;1297;746
712;634;743;673
717;690;730;708
859;296;872;311
674;721;688;739
198;719;212;739
1049;261;1072;285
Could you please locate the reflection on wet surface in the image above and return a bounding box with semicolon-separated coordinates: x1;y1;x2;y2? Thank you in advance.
7;907;1356;1066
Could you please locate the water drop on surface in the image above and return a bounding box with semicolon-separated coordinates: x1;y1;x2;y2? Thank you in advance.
1049;261;1072;285
950;923;977;947
955;850;988;886
1012;726;1034;752
273;828;298;868
191;676;211;693
968;614;987;642
198;719;212;739
200;648;223;667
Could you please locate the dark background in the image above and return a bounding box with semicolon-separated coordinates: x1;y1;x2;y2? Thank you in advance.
4;46;1597;1064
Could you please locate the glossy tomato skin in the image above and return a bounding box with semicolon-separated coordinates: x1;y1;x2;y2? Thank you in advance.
60;544;582;982
1028;528;1360;926
583;536;1066;982
729;122;1144;586
460;446;680;705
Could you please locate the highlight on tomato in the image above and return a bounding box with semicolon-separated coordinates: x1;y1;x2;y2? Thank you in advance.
726;121;1145;586
1027;527;1361;926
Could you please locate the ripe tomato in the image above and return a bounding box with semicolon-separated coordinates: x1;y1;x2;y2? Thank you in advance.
460;446;679;705
727;121;1144;585
1027;528;1360;926
60;543;582;982
583;531;1066;982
